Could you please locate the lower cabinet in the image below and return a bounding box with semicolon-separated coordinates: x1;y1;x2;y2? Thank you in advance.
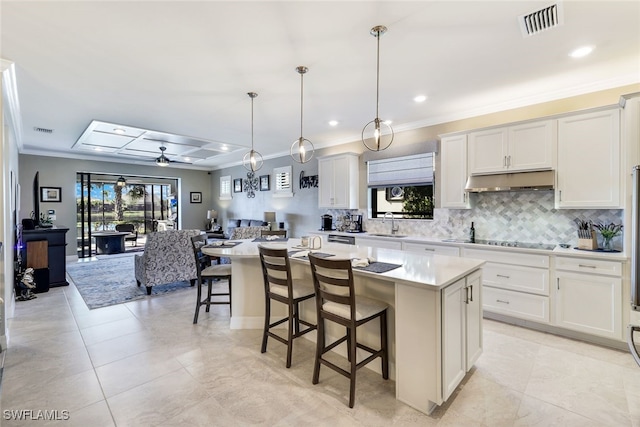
355;236;403;250
483;286;550;323
555;256;623;340
403;241;460;257
442;270;482;401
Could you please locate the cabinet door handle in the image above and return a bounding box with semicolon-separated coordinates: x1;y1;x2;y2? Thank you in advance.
508;155;511;167
557;277;560;290
470;285;473;302
496;299;510;304
578;264;597;269
463;192;466;202
503;156;507;167
423;248;435;251
496;274;510;279
465;286;469;304
559;190;562;201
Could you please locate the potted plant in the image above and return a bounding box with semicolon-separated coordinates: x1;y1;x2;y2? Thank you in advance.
592;222;623;251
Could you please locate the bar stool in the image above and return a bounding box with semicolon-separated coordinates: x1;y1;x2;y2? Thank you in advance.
191;235;232;324
258;245;316;368
308;253;389;408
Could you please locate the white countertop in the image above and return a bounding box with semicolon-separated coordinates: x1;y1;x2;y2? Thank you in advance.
317;230;628;261
203;238;485;290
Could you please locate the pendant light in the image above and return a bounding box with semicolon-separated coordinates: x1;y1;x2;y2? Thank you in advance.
362;25;394;152
116;176;127;186
243;92;263;172
290;66;314;163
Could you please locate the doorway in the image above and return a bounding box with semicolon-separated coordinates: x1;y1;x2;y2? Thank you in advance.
76;173;178;258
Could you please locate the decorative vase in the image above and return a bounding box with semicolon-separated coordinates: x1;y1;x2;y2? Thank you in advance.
602;236;614;251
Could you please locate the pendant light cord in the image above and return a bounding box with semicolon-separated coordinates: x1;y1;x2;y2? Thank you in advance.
375;28;381;120
300;71;304;139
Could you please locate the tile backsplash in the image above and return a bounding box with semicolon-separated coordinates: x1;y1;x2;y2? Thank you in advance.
328;191;624;250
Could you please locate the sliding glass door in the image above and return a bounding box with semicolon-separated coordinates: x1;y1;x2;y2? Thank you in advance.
76;173;177;258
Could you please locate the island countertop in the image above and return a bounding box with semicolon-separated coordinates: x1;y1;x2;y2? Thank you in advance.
203;238;485;291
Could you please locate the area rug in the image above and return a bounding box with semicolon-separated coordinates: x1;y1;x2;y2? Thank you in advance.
66;254;194;309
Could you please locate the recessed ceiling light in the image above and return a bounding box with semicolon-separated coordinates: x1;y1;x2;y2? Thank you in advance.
113;127;126;134
221;145;229;151
414;95;427;103
94;147;102;151
329;120;339;127
184;157;191;162
383;120;393;125
569;46;594;58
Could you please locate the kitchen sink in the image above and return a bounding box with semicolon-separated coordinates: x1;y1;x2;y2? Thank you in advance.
368;233;408;238
442;238;472;243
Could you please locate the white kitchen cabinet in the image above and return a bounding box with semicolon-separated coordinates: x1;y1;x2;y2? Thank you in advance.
403;241;460;257
318;153;359;209
462;247;550;323
468;120;555;175
556;108;621;208
442;270;482;400
356;236;402;250
440;134;471;209
555;256;623;340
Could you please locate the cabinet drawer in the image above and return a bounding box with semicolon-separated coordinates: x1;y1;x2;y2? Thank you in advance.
403;242;460;257
463;247;549;268
483;263;549;295
555;256;622;277
483;286;549;323
356;237;402;251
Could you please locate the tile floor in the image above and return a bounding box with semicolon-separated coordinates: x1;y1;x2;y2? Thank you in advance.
2;268;640;426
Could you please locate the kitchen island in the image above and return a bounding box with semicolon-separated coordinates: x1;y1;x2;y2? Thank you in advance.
203;238;485;414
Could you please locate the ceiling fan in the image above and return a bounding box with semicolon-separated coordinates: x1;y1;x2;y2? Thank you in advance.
153;146;190;167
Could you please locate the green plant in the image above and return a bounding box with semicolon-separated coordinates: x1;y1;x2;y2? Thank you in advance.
592;222;623;240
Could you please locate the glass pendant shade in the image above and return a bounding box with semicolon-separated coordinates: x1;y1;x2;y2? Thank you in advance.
362;25;394;152
290;66;314;163
116;176;126;186
243;92;263;172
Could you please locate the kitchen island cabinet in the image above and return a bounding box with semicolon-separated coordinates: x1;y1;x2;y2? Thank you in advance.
203;239;484;414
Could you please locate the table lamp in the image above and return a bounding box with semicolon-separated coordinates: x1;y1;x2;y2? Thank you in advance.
207;210;218;231
264;211;276;231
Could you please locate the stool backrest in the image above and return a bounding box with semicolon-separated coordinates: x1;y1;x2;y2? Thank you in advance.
190;234;209;280
258;245;294;299
308;254;355;319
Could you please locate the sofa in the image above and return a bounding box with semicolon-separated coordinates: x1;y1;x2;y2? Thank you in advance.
226;219;269;239
134;229;202;295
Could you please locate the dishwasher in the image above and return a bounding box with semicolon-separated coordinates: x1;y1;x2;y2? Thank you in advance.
327;234;355;245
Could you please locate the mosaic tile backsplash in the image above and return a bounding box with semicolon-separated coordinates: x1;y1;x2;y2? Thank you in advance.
328;191;624;250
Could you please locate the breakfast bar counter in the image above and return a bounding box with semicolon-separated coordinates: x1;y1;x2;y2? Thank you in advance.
203;238;485;414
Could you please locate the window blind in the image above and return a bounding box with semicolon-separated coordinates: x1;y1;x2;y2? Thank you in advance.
367;152;434;187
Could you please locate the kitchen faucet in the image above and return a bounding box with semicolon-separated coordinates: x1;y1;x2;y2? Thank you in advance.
382;212;399;235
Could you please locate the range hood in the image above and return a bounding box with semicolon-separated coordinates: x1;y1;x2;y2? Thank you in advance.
465;170;555;193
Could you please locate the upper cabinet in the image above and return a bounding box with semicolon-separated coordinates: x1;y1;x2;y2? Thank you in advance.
440;134;471;209
318;153;359;209
556;108;621;209
468;120;556;175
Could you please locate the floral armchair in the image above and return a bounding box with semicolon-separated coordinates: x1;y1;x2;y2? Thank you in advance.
134;229;203;295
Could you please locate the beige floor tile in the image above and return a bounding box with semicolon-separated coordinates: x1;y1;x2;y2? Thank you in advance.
86;330;163;367
513;394;607;427
107;368;211;426
79;316;145;347
41;400;115;427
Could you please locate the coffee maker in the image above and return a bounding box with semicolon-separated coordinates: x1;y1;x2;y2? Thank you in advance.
320;214;333;231
349;214;363;232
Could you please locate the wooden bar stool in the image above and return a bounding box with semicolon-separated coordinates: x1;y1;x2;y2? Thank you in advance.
308;253;389;408
258;245;316;368
191;235;232;324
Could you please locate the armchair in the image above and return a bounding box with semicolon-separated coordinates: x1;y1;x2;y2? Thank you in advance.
134;229;202;295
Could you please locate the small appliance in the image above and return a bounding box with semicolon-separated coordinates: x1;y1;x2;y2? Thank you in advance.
349;214;363;232
320;214;333;231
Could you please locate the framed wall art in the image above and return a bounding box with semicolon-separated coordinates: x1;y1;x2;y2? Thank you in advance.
190;192;202;203
259;175;270;191
233;178;243;193
40;187;61;202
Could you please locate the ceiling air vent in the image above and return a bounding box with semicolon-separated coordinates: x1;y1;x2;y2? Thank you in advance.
33;126;53;134
519;3;564;37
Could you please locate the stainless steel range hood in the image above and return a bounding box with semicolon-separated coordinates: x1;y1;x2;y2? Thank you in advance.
465;170;555;193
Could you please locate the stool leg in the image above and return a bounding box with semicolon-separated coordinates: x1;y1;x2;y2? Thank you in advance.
228;276;232;316
348;324;357;408
261;295;271;353
286;301;294;368
205;279;213;312
193;279;203;324
312;317;324;385
381;311;389;380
